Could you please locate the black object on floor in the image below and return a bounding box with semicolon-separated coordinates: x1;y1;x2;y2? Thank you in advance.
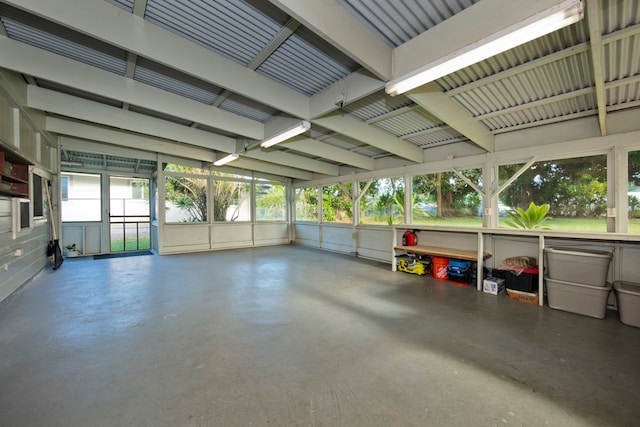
94;250;153;260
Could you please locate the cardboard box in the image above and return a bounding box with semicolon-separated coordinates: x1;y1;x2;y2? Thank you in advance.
506;288;540;305
483;278;505;295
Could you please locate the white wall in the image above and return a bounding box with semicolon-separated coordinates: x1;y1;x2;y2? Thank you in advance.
0;69;56;304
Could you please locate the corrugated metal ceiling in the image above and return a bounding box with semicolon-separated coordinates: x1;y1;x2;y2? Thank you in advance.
338;0;482;47
1;0;639;177
61;150;157;174
144;0;282;67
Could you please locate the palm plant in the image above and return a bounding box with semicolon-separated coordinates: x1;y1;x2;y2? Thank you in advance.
504;202;552;229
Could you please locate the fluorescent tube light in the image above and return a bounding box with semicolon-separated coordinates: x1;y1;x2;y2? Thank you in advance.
260;121;311;148
213;153;239;166
61;161;84;167
385;0;583;96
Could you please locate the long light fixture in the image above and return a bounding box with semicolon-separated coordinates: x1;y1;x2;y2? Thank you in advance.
385;0;583;96
213;153;239;166
260;121;311;148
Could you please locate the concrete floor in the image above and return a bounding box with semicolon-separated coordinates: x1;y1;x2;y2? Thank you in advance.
0;245;639;427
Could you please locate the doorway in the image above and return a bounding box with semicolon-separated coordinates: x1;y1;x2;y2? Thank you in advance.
109;176;151;252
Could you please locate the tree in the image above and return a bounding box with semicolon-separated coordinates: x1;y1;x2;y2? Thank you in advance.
165;175;207;222
413;169;482;217
499;156;607;217
213;180;249;221
322;183;352;223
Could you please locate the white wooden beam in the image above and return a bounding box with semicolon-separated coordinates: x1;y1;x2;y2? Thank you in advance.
282;137;374;170
407;83;495;152
266;0;392;80
243;149;339;176
313;112;422;162
309;69;385;119
30;85;330;176
27;85;237;153
4;0;309;118
48;117;216;162
48;117;313;180
0;36;264;140
230;158;313;180
586;0;608;136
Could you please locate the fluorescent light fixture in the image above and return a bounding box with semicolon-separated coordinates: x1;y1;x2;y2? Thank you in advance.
385;0;583;96
213;153;239;166
260;121;311;148
61;161;84;167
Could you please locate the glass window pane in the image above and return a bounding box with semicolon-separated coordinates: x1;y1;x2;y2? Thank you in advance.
61;172;101;222
359;177;405;225
164;176;207;223
213;180;251;222
256;183;286;221
295;187;318;222
498;155;607;232
628;150;640;234
412;169;483;227
321;183;352;223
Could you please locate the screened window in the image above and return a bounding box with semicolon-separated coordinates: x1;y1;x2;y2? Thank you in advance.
412;169;482;227
32;174;44;217
61;172;101;222
498;155;607;232
628;150;640;234
321;183;352;223
295;187;318;222
164;175;207;223
256;182;286;221
359;177;405;225
61;176;69;201
213;179;251;222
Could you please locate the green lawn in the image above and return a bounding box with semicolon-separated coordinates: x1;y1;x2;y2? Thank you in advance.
408;216;640;234
110;237;151;252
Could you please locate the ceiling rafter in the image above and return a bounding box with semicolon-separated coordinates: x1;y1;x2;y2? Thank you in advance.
265;0;392;80
0;36;264;139
447;22;640;98
474;87;595;120
407;83;495;152
29;85;339;177
586;0;607;136
2;0;310;118
400;125;453;140
314;111;423;162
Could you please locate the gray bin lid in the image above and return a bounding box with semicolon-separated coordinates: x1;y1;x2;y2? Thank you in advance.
613;281;640;296
544;246;613;258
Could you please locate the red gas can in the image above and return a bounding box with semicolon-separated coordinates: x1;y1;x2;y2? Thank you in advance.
403;230;418;246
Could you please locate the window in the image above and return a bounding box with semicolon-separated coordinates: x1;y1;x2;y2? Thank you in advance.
412;169;482;227
164;175;207;223
628;150;640;233
255;182;286;221
32;174;44;217
213;178;251;222
61;173;102;222
359;177;405;225
295;187;318;222
321;183;352;223
61;176;69;201
498;155;607;232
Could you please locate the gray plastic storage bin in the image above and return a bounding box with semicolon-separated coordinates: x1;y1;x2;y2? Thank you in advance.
544;247;612;287
613;281;640;328
545;276;611;319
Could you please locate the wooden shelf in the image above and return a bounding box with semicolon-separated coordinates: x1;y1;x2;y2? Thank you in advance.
0;148;30;198
394;244;491;261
